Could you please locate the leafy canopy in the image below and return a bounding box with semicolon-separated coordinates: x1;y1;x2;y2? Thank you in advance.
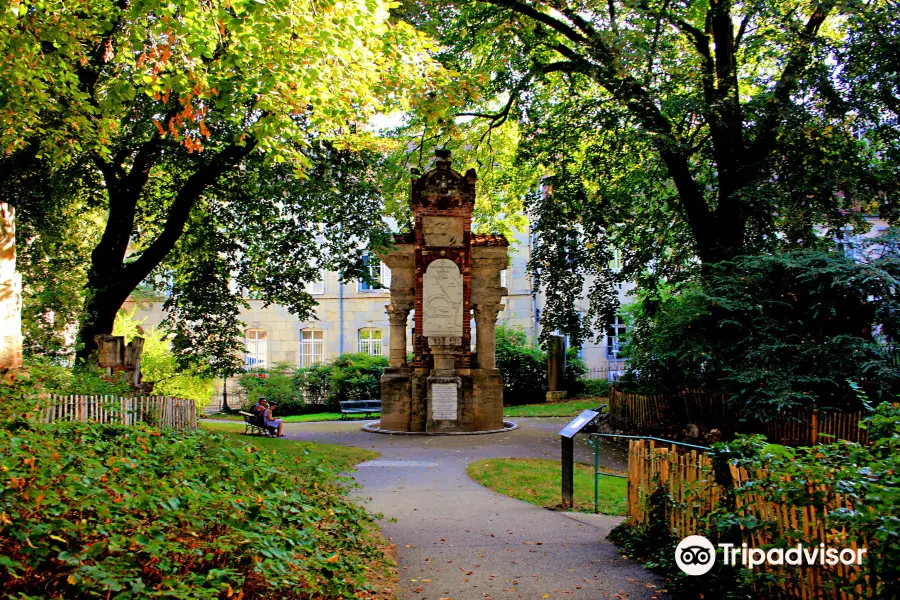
393;0;899;343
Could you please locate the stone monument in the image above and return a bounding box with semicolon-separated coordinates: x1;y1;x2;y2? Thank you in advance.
378;150;508;433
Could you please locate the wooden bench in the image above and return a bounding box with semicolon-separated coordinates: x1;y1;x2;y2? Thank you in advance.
239;411;276;436
339;400;381;420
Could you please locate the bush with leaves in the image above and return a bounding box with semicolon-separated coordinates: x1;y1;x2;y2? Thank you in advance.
0;416;385;599
610;402;900;599
495;326;547;404
113;309;215;407
625;251;900;421
238;354;388;415
238;364;306;414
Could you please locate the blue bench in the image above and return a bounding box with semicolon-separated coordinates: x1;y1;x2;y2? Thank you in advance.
339;400;381;420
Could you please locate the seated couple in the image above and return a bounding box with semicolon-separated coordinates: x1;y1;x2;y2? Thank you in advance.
251;397;285;437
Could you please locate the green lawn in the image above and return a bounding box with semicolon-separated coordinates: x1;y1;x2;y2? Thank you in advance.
203;412;377;423
502;397;606;418
200;421;379;470
204;397;603;423
466;457;626;515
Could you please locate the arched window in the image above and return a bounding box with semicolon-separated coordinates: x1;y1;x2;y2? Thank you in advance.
358;328;383;356
245;329;268;370
300;329;325;366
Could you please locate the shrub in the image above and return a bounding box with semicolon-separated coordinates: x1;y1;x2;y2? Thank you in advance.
0;418;384;599
238;363;306;414
324;353;387;407
609;403;900;599
576;379;610;398
114;309;215;407
626;251;900;421
495;326;547;404
238;354;388;415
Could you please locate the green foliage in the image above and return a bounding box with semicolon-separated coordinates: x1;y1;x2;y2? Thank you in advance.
0;419;384;599
238;365;306;415
113;309;215;407
495;326;596;404
322;353;388;406
495;326;546;404
564;347;588;396
625;251;899;420
576;379;610;398
238;354;388;415
704;403;900;598
0;359;132;420
397;0;899;345
609;404;900;598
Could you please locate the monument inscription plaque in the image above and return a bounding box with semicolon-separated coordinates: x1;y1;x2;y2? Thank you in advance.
423;259;463;337
431;383;458;420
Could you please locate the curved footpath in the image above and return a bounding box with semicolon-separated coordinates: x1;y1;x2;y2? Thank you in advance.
282;418;665;600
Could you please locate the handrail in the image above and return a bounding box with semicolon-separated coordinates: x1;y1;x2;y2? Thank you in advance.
588;433;710;513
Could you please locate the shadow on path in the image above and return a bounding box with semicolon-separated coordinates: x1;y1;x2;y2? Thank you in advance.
283;418;666;600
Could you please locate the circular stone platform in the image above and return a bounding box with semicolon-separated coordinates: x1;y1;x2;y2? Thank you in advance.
361;421;519;436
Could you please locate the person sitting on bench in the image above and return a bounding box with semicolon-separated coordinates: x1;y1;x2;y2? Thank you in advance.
264;401;285;437
251;397;269;421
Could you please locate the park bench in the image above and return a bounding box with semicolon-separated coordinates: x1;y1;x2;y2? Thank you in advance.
239;410;276;436
339;400;381;420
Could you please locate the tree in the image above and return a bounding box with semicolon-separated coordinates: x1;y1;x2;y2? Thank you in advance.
623;251;900;418
395;0;897;342
0;0;440;361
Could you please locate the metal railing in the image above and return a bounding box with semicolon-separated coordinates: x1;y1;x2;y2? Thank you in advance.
587;433;710;514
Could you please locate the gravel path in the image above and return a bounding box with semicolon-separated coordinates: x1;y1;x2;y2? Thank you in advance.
279;418;665;600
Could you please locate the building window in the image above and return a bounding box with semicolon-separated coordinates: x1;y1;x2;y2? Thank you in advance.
500;269;507;289
300;329;325;366
358;254;391;292
609;248;623;272
245;329;268;370
358;328;383;356
305;279;325;295
606;317;627;360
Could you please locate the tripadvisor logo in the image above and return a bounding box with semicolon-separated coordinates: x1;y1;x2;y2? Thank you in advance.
675;535;868;576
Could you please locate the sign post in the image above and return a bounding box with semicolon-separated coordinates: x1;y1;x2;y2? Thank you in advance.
558;408;602;509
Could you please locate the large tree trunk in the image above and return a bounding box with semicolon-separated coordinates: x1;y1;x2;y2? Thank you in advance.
1;202;23;370
74;141;256;363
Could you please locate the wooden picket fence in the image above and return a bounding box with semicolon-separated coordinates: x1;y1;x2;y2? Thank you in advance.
608;387;870;445
628;439;870;599
41;395;197;430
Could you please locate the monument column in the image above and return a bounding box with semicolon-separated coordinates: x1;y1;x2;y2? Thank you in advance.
386;304;412;367
473;303;503;369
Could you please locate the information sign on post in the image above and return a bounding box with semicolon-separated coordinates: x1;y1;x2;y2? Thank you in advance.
558;409;602;509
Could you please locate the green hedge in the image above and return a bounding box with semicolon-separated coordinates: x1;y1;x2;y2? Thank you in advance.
494;326;590;404
238;354;388;415
0;418;383;599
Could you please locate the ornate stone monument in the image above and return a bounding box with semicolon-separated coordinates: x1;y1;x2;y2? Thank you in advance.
378;150;508;433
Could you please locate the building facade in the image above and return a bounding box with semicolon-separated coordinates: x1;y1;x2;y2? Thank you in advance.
127;234;635;406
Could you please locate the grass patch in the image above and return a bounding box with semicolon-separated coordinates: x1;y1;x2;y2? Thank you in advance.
466;457;626;515
203;412;379;423
502;397;606;418
200;421;378;469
